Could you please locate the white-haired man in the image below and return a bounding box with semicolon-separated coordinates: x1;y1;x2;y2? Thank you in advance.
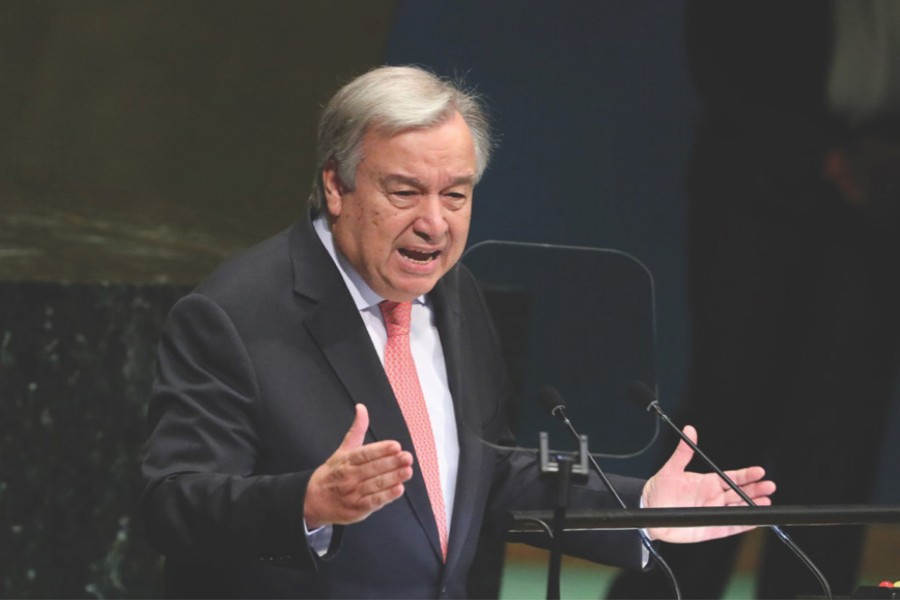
140;65;774;598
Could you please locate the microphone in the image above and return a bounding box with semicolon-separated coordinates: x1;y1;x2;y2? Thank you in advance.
538;386;566;420
627;381;833;600
538;386;682;600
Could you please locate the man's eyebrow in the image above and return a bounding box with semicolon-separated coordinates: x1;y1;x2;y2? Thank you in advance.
382;174;424;187
447;175;477;187
381;174;476;188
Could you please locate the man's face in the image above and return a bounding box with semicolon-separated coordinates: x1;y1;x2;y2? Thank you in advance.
324;111;476;302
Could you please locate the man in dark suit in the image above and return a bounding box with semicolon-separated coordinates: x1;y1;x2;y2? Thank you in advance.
139;65;776;599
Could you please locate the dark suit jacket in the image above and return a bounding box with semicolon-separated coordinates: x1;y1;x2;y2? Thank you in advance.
140;216;645;599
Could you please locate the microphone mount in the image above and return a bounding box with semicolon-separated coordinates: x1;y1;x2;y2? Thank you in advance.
539;386;682;600
539;431;590;479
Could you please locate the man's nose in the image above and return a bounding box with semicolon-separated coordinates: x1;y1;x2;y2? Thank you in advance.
414;196;449;238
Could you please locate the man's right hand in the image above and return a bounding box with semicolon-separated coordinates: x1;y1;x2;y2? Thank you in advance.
304;404;414;529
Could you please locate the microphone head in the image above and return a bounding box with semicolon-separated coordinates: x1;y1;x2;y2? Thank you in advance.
627;380;657;411
538;386;566;416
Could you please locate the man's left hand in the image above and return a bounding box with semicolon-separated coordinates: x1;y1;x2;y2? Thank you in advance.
641;425;776;543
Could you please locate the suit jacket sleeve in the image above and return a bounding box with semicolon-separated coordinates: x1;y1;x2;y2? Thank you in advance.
140;291;330;569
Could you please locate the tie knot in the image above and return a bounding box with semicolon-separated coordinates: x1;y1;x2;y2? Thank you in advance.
380;300;412;337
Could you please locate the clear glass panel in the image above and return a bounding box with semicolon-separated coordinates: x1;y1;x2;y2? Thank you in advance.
462;240;658;457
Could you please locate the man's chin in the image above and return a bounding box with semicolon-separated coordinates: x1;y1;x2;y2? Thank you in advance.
381;277;441;302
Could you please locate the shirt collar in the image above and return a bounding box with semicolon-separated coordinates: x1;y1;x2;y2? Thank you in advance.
313;215;425;310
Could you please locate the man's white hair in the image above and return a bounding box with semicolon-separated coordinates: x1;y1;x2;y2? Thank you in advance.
309;65;493;211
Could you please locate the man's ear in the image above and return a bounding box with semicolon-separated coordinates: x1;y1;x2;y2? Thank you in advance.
322;162;345;218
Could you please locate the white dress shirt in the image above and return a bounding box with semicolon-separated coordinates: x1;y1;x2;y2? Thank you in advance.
305;217;460;553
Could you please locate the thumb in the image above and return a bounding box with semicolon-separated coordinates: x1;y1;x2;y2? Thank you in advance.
340;403;369;449
661;425;697;474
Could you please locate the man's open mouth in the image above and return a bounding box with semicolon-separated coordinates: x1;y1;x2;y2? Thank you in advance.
398;248;441;264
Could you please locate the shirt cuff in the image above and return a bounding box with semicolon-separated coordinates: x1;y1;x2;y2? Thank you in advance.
304;520;334;557
639;497;650;567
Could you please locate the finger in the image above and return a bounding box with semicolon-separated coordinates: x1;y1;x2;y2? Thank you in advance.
660;425;698;474
328;447;411;501
343;449;414;489
340;470;411;515
722;466;768;486
720;481;776;505
361;449;414;475
326;484;405;525
359;481;408;512
357;463;415;497
340;452;414;506
726;496;772;508
309;462;409;526
340;404;369;450
347;441;409;466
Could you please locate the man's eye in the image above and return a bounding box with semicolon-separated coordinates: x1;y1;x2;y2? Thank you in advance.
388;191;418;207
443;192;469;208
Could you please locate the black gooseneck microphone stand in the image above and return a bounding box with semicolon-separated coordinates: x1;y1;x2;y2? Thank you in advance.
628;380;832;600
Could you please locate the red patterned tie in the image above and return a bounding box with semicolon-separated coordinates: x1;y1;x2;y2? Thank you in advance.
379;300;449;561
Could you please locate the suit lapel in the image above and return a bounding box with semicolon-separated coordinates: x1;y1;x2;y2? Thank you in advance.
290;218;444;561
432;269;490;574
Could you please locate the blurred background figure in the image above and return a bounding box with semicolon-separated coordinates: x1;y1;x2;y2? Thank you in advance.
608;1;900;598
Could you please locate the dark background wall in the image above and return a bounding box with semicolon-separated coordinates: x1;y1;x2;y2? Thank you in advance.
0;0;397;283
1;1;898;597
387;0;696;475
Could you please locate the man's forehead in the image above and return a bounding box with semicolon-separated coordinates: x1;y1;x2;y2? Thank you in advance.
359;116;478;183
